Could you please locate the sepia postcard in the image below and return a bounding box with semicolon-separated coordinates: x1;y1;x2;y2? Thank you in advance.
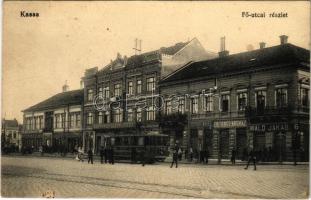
1;1;310;199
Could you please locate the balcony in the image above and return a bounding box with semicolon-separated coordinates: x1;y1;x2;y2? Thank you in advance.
93;121;136;129
191;110;247;120
246;106;293;118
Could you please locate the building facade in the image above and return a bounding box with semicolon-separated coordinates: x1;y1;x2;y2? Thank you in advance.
82;38;216;153
1;119;22;151
160;36;309;161
22;89;84;152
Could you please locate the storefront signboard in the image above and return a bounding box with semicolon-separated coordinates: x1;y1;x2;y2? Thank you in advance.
214;120;247;128
250;123;289;132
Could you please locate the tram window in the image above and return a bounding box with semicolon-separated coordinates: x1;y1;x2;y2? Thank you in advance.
138;137;144;146
145;137;150;145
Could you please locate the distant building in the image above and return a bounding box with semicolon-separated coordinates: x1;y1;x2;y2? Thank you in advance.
82;38;216;154
160;35;310;161
22;89;84;152
1;118;22;151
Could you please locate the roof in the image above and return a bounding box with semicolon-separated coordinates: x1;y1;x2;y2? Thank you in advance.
23;89;84;112
161;43;310;84
99;39;192;72
2;119;19;128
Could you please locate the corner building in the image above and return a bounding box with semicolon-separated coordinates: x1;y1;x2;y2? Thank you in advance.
82;38;216;154
22;89;84;152
160;39;309;161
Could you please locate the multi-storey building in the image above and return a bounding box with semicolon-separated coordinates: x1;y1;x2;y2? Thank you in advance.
1;118;22;151
22;88;84;152
82;38;216;153
159;35;309;161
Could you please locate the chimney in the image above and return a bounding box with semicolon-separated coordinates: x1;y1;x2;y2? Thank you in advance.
259;42;266;49
218;36;229;57
279;35;288;45
62;80;69;92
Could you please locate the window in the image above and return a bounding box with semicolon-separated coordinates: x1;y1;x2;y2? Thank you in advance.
136;80;142;94
61;113;65;128
256;90;266;112
98;87;103;97
221;94;230;112
104;86;110;99
103;112;110;123
87;113;93;125
128;81;133;95
87;89;94;102
98;112;103;124
191;97;198;114
34;117;39;129
275;88;287;108
237;93;247;111
76;113;81;127
300;87;309;107
165;100;172;115
114;84;121;97
147;106;155;121
55;114;61;128
178;99;185;114
204;95;213;112
39;116;43;129
13;132;16;139
127;110;133;122
136;109;142;122
70;113;75;128
113;109;123;123
147;77;155;92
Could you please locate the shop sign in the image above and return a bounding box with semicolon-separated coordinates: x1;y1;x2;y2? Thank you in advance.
250;123;288;132
214;120;247;128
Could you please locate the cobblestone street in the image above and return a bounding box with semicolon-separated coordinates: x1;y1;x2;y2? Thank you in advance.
1;156;309;198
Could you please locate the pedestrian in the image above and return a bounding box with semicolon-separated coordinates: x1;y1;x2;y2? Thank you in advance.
39;145;43;156
131;147;137;164
100;146;104;164
87;149;93;164
231;149;236;165
170;144;178;168
141;147;146;167
110;146;114;165
104;146;108;163
78;146;84;162
205;149;209;164
189;147;193;162
244;148;256;170
178;147;182;161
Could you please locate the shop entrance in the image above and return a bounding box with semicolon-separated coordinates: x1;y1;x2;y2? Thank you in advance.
219;129;229;159
236;128;247;160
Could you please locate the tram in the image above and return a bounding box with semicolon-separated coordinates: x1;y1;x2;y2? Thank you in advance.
106;133;170;163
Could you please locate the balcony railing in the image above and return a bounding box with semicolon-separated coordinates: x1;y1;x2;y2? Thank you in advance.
93;121;136;129
191;110;247;120
245;106;293;117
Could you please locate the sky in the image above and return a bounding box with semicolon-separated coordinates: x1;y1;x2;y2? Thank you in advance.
2;1;310;123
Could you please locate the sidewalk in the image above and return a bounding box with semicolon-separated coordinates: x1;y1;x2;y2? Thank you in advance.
2;153;309;166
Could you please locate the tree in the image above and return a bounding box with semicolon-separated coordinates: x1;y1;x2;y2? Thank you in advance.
157;113;188;142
